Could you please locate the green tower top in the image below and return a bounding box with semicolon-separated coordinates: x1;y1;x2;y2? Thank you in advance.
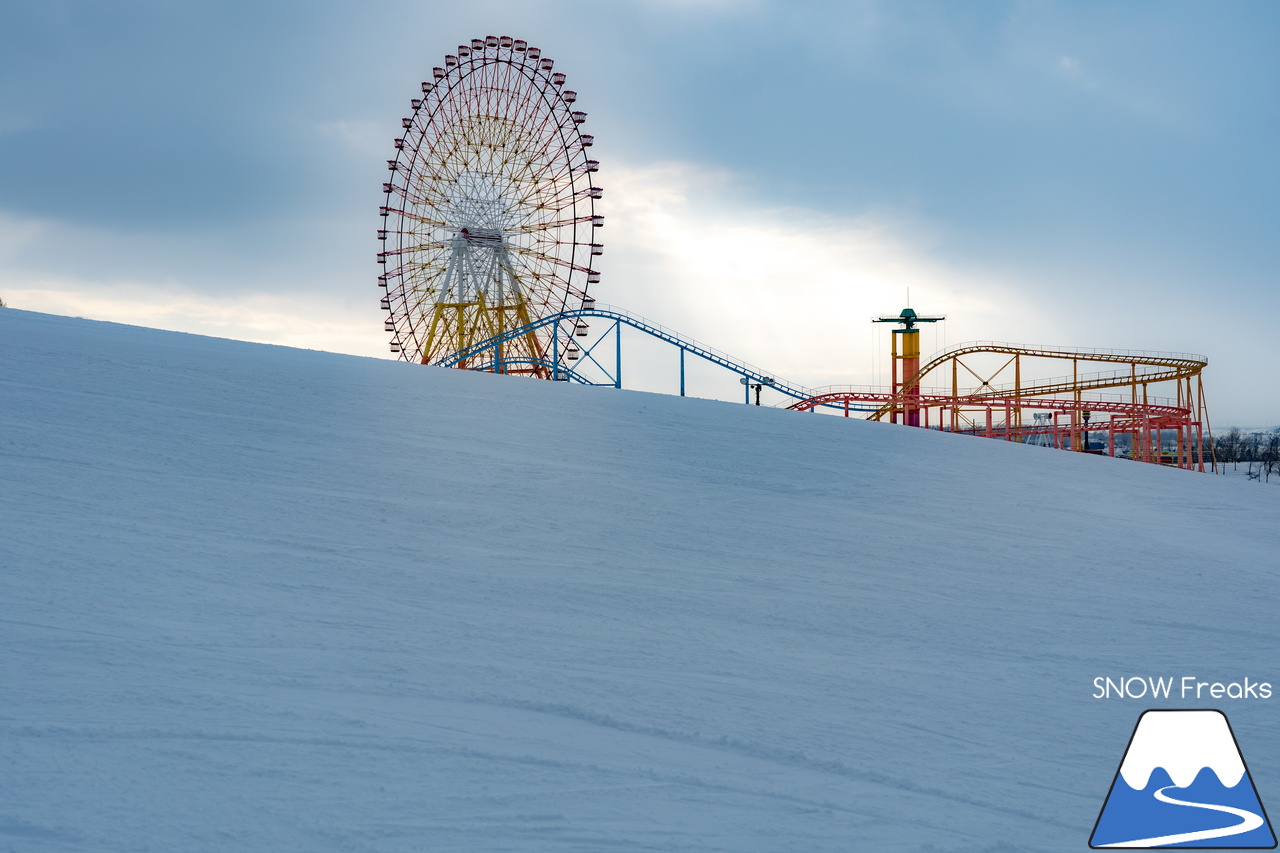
873;307;946;331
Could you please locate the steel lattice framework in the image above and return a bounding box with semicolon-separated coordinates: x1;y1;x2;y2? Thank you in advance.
378;35;602;373
788;341;1215;470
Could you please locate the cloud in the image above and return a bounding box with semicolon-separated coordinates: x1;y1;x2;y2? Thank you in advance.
0;210;44;259
3;276;386;358
0;201;385;357
627;0;763;11
1;160;1047;402
316;120;390;160
1057;55;1084;80
0;111;36;137
599;160;1039;389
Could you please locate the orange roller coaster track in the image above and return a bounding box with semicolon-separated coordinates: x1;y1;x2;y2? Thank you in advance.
790;319;1214;471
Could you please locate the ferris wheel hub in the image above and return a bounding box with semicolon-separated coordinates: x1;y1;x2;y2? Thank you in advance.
459;227;504;245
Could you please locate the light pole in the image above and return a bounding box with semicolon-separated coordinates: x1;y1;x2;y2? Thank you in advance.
740;376;775;405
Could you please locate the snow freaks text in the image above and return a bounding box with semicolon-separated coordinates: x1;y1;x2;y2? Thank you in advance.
1093;676;1273;700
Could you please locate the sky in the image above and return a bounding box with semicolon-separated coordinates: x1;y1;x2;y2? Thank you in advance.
1;0;1278;423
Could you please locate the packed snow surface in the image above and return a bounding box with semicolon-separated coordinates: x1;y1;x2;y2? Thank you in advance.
2;308;1279;852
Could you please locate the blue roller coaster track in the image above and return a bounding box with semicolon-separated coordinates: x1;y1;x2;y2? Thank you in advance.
433;304;876;411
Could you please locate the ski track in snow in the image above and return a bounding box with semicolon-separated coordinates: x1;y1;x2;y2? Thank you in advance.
3;309;1280;852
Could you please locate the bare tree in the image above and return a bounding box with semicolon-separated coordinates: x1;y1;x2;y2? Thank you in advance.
1218;427;1243;471
1262;428;1280;483
1242;432;1263;480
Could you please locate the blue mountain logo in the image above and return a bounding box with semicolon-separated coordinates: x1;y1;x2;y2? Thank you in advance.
1091;709;1276;848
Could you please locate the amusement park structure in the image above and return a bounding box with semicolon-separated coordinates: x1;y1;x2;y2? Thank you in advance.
378;35;600;375
790;309;1213;472
377;36;1215;473
872;307;945;428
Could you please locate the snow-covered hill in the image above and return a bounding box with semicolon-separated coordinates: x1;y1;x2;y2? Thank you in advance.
2;308;1278;852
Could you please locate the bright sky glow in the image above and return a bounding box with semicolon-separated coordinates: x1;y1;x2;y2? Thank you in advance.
1;1;1277;421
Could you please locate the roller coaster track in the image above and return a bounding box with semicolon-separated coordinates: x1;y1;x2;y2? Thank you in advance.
793;392;1190;421
865;342;1208;422
434;311;1214;470
434;304;831;404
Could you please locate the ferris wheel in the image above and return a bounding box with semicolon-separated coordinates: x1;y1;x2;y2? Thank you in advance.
378;35;603;375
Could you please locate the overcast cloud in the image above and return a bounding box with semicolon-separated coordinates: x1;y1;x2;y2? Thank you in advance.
2;1;1277;421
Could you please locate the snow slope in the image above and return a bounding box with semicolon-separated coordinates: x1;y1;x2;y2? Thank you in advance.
2;307;1279;852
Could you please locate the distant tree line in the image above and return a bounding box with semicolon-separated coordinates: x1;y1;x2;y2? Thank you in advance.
1115;426;1280;482
1215;427;1280;482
